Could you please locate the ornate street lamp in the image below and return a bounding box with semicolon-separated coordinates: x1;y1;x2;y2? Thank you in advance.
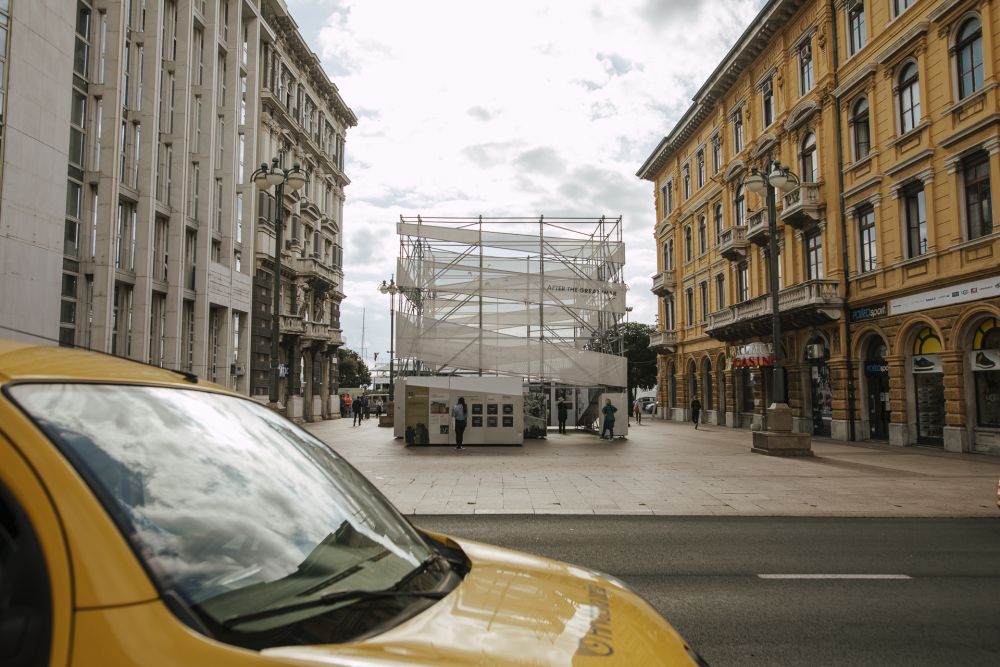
743;158;811;456
251;155;306;406
378;277;399;394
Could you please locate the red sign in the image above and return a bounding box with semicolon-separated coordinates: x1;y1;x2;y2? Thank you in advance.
732;355;773;369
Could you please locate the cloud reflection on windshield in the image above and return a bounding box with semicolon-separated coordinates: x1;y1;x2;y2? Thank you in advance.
11;384;428;606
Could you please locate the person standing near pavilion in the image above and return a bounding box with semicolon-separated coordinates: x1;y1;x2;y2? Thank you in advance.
600;398;617;440
557;397;569;434
452;397;468;450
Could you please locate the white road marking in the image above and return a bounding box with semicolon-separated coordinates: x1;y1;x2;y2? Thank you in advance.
758;574;912;580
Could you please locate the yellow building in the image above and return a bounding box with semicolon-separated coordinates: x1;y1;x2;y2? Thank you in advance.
638;0;999;454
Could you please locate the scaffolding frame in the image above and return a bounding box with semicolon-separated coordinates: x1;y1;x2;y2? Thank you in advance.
394;216;627;388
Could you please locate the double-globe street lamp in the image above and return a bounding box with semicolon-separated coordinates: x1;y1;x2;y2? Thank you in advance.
252;156;306;406
378;277;399;395
743;158;812;455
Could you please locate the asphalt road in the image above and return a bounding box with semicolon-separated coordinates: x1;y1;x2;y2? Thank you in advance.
411;515;1000;667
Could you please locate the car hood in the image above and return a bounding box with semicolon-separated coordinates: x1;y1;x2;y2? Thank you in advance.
263;536;695;666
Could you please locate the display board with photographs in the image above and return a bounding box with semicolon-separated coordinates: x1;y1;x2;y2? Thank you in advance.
502;416;513;427
487;416;498;427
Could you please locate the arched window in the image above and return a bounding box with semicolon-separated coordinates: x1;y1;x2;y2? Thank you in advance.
698;216;707;254
852;97;870;160
898;62;920;133
973;318;1000;427
666;239;674;270
662;242;670;270
734;184;745;227
684;226;693;261
800;132;817;182
956;17;984;99
714;202;723;241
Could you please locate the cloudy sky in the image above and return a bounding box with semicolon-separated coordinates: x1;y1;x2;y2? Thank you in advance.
287;0;764;369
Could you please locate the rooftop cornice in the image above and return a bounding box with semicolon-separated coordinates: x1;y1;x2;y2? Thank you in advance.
637;0;808;181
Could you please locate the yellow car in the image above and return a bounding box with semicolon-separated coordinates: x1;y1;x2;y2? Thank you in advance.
0;341;706;666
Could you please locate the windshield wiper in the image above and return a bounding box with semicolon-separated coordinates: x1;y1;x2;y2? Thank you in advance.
221;554;451;628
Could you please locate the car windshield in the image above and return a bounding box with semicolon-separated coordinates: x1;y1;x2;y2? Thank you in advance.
8;383;438;642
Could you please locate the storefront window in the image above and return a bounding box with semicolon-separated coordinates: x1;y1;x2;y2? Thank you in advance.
973;318;1000;428
912;327;944;444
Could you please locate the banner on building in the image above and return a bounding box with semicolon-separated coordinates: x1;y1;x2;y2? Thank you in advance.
890;275;1000;316
970;349;1000;372
912;354;942;374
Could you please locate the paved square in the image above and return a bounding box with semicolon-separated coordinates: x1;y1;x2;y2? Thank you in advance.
306;417;1000;517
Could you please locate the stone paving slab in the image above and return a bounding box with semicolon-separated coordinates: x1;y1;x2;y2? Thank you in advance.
305;416;1000;517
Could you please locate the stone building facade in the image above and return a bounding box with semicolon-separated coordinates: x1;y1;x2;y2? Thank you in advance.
0;0;353;422
250;0;354;421
639;0;999;454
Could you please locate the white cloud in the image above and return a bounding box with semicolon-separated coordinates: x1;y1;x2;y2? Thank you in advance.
293;0;760;366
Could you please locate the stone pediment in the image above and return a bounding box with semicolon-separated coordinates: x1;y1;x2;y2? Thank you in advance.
784;100;820;132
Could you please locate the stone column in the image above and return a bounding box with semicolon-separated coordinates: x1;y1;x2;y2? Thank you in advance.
320;348;331;420
724;368;738;428
302;345;314;422
887;353;908;446
828;357;850;441
941;350;968;452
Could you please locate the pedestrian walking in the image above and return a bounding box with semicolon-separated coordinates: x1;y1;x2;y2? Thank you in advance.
600;398;617;440
452;397;467;450
343;394;352;419
632;399;642;425
352;395;363;426
557;398;569;434
691;397;702;429
374;398;383;418
362;395;371;420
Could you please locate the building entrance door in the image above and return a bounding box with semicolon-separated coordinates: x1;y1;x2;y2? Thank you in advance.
865;338;890;440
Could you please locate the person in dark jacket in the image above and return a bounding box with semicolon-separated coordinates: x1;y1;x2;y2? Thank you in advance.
352;395;363;426
452;397;467;450
557;398;569;434
691;398;702;429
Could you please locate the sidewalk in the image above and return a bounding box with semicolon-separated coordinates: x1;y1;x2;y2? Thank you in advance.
305;417;1000;517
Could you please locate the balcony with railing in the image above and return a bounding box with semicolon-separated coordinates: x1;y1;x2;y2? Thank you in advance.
746;209;781;246
293;255;339;289
651;269;676;297
647;330;677;353
706;279;842;342
780;183;823;229
718;225;749;261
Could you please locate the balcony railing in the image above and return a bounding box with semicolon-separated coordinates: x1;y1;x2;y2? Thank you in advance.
280;314;304;335
718;225;749;261
781;183;823;229
746;209;779;246
706;279;842;341
651;269;676;297
647;330;677;353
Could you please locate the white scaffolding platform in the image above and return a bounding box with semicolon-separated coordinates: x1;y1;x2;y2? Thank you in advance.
395;216;627;388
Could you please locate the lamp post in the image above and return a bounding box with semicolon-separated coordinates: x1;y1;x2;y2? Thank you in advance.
251;155;306;406
378;277;399;394
743;158;812;456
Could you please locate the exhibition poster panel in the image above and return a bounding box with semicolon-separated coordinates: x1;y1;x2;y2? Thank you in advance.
428;388;452;444
404;385;430;445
